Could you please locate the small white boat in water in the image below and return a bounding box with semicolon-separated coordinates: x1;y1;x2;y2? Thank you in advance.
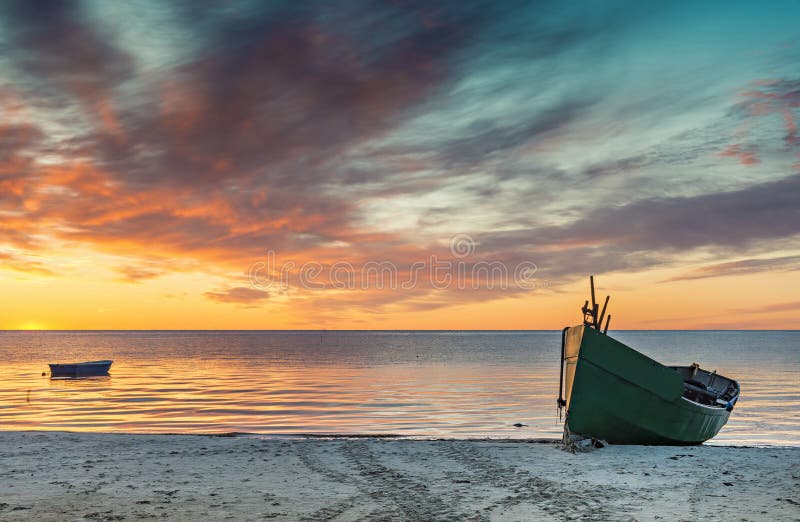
49;360;113;378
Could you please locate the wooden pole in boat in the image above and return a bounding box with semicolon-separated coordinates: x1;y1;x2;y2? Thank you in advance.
589;276;599;328
603;315;611;334
598;295;609;331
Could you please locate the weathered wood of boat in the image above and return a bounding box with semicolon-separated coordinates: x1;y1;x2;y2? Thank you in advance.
557;277;740;445
49;360;113;378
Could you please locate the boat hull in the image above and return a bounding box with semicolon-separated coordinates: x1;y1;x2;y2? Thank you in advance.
49;360;112;378
563;326;731;445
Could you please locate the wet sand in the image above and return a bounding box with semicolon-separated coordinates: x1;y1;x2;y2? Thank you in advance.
0;431;797;521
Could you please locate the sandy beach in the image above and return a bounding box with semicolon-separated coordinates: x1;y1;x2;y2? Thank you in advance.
0;432;797;521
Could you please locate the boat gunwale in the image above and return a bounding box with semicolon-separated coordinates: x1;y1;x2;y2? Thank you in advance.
678;396;734;412
49;360;112;367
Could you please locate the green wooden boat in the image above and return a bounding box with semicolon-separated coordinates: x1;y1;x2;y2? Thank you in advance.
557;278;740;445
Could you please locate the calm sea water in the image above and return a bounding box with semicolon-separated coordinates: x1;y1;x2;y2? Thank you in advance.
0;331;797;446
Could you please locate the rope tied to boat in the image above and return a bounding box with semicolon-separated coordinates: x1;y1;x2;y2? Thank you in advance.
557;327;568;422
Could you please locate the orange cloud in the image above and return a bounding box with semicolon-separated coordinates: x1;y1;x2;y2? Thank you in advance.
0;251;54;276
204;287;270;306
115;265;163;283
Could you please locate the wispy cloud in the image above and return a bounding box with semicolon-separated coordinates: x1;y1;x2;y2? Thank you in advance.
115;265;163;284
666;255;800;282
204;287;270;306
0;251;54;276
733;301;800;314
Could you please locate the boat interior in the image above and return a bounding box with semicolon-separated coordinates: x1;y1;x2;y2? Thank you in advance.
670;364;740;410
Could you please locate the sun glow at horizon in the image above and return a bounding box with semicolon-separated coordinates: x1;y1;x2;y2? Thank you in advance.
16;321;47;331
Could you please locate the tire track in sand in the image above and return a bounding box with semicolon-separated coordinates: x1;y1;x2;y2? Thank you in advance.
339;440;473;521
294;441;363;521
435;442;620;521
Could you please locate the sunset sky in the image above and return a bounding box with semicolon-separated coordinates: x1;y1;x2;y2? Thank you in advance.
1;1;799;330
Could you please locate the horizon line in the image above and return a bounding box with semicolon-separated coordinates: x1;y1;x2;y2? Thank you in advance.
2;328;798;332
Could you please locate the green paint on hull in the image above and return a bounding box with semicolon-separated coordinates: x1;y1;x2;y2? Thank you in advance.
564;326;732;445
